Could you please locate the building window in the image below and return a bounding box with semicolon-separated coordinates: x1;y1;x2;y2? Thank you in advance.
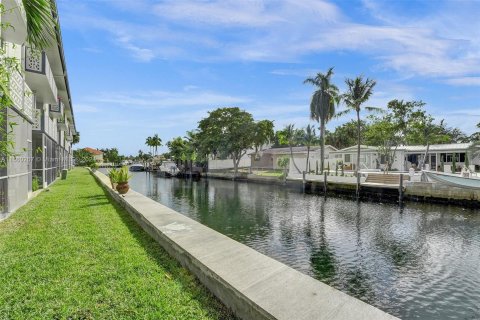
345;154;351;162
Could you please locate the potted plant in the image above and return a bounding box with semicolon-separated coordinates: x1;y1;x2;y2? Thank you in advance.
116;166;132;194
108;167;119;189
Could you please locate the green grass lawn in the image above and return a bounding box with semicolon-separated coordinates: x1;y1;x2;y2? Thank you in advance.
254;170;283;177
0;168;235;319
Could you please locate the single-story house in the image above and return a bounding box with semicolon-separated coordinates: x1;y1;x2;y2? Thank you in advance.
325;143;478;172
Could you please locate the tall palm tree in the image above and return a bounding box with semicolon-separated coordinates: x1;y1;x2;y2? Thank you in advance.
303;125;316;173
342;76;377;197
151;134;162;156
304;67;340;173
285;124;301;174
145;136;153;155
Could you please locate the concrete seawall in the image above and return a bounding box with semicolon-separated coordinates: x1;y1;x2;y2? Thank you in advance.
91;170;398;320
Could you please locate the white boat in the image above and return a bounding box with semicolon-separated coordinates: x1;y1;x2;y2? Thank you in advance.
158;161;178;177
422;170;480;189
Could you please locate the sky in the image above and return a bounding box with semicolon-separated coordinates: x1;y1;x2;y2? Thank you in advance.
58;0;480;156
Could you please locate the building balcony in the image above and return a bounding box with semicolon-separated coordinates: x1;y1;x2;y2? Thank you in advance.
57;117;67;132
9;69;35;122
24;46;58;104
66;130;73;142
49;99;64;119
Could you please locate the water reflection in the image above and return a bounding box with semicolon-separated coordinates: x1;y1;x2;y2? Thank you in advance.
123;171;480;320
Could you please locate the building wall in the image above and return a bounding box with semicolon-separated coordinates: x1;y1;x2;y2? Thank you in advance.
6;108;32;212
208;155;251;170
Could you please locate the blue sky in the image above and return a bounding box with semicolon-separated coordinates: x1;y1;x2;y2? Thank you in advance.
58;0;480;156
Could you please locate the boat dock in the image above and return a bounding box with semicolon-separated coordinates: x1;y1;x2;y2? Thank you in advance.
203;171;480;207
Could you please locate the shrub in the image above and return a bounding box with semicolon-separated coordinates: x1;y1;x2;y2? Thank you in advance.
32;177;40;192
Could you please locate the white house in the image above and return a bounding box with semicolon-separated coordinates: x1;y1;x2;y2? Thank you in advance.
291;143;479;173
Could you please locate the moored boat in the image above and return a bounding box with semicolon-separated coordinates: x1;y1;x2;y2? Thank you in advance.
129;164;145;172
422;170;480;189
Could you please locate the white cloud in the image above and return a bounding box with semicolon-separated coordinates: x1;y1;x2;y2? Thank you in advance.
74;104;99;113
444;77;480;86
60;0;480;80
90;89;251;109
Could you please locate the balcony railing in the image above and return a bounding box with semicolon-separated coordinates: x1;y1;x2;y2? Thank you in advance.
9;69;34;121
24;46;58;103
57;117;67;132
49;99;64;119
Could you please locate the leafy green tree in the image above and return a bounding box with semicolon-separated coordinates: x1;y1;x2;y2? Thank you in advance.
408;112;449;169
252;120;274;158
365;117;400;170
342;76;377;196
197;107;262;178
325;120;367;149
101;148;123;165
469;122;480;141
167;137;188;166
304;67;340;172
73;149;95;166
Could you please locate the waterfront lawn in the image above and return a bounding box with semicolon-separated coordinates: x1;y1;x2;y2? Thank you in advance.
0;168;235;319
255;170;283;177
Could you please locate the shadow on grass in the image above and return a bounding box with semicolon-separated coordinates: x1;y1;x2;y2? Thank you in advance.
89;172;236;319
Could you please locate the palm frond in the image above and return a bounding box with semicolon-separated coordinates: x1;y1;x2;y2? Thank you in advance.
23;0;57;49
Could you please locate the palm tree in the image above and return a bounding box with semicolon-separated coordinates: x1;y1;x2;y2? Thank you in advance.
303;125;316;173
304;67;340;173
151;134;162;156
342;76;377;197
285;124;302;174
23;0;58;49
145;136;153;155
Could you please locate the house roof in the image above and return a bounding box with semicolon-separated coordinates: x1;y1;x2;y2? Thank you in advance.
401;143;472;152
332;145;378;153
251;145;337;155
331;143;473;153
84;147;103;155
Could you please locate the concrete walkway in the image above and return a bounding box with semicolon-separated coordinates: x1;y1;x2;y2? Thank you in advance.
93;170;399;320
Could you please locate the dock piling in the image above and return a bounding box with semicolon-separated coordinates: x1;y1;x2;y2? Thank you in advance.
324;171;327;195
302;171;306;193
399;174;404;204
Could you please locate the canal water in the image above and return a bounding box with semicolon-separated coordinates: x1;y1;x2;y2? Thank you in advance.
124;171;480;319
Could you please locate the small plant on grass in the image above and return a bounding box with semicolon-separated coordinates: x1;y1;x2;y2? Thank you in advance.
340;161;344;176
32;176;40;191
90;162;98;172
335;161;339;176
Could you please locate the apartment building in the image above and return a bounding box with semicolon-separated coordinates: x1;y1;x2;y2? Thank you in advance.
0;0;77;217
